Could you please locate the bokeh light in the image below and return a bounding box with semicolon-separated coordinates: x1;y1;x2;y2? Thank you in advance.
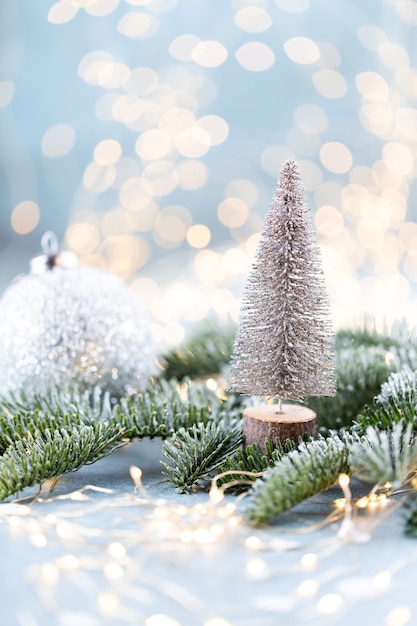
2;0;417;343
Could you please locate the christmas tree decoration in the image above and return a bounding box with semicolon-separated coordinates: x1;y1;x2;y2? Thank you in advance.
228;159;336;449
0;232;157;397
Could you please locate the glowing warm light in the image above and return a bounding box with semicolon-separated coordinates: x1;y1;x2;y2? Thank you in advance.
244;536;263;550
56;522;74;540
356;25;387;50
0;81;15;108
383;142;414;176
197;115;229;146
233;6;272;33
316;593;343;614
177;160;209;190
66;222;100;254
384;606;412;626
399;222;417;253
315;205;344;237
154;205;191;247
124;66;158;95
395;1;417;25
130;465;143;485
191;40;228;68
169;34;202;61
11;200;40;235
41;563;60;583
117;11;159;39
57;554;79;570
104;563;124;579
298;159;323;190
235;42;275;71
42;123;76;159
378;42;409;70
217;197;249;228
98;62;130;89
107;542;126;558
145;615;182;626
187;224;211;248
142;161;179;196
48;0;78;24
119;176;152;210
260;144;292;176
284;36;320;64
319;142;353;174
225;178;258;207
86;0;120;17
274;0;309;12
136;129;172;160
338;473;350;489
83;163;116;192
94;139;122;165
30;533;47;548
97;592;120;615
176;126;211;158
246;558;268;578
297;578;319;598
356;71;389;102
396;107;417;141
204;619;231;626
316;41;341;68
293;104;328;134
300;553;318;571
312;69;347;98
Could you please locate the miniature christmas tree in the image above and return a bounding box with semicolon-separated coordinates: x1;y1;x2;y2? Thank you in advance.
229;159;336;449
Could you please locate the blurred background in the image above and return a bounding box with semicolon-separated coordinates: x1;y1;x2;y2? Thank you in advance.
1;0;417;347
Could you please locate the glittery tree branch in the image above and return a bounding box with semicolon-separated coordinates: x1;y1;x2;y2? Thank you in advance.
229;159;336;402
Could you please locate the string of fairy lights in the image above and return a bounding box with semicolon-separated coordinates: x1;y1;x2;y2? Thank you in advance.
1;466;415;626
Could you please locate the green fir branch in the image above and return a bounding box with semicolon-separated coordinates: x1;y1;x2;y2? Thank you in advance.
161;419;243;492
349;423;417;485
308;344;394;433
354;368;417;433
159;324;235;381
245;435;350;525
0;422;125;500
217;438;297;489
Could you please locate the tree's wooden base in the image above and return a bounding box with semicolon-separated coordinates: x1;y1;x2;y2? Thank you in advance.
243;404;316;452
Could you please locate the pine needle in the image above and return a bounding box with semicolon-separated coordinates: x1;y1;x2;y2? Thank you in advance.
354;367;417;433
349;423;417;485
0;422;125;500
161;419;243;492
245;435;350;525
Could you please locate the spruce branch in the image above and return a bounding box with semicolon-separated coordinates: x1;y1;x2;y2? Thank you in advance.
161;419;243;492
0;422;125;500
159;324;235;381
309;344;392;433
245;435;350;525
354;368;417;433
217;438;297;489
349;423;417;485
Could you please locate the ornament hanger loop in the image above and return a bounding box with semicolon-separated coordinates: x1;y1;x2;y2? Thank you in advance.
41;231;59;257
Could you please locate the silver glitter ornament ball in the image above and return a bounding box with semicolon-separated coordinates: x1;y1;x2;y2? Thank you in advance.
0;234;157;396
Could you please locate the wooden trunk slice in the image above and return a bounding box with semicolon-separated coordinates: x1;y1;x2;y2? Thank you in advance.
243;404;316;452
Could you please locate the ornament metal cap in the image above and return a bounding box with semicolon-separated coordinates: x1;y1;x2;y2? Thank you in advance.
30;231;78;275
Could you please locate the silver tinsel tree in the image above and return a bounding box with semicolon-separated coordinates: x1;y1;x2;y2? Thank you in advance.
229;159;336;402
